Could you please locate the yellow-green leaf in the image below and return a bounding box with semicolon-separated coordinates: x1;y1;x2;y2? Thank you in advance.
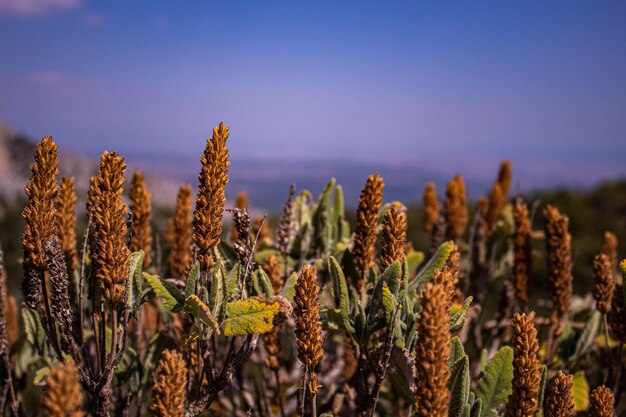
572;371;589;411
222;298;280;336
184;295;219;331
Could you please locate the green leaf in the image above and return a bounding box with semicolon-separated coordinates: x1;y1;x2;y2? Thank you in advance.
570;310;602;364
475;346;514;417
143;273;185;311
470;398;482;417
409;241;454;294
381;283;397;326
449;356;470;417
127;251;145;313
449;336;466;367
215;240;239;271
184;295;219;332
222;298;280;336
254;268;274;298
406;251;425;275
450;297;473;333
329;256;355;333
280;272;298;303
226;263;242;301
185;261;200;299
572;371;589;411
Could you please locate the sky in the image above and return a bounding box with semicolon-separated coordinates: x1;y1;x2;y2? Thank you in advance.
1;0;625;188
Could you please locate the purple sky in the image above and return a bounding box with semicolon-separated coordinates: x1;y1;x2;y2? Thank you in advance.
1;1;625;188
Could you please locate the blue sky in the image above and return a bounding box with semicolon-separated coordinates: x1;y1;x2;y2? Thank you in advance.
1;1;625;185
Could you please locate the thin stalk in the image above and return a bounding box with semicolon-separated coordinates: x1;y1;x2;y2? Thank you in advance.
273;369;286;417
311;386;317;417
603;314;613;384
3;352;18;417
299;367;308;417
78;218;91;344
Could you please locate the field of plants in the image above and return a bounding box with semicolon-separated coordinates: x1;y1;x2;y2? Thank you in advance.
0;122;623;416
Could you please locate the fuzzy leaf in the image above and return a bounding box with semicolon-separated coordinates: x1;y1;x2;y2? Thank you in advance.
475;346;514;417
226;263;242;301
381;283;397;325
280;272;298;303
449;336;466;367
185;295;219;332
572;371;589;411
215;240;239;271
534;365;547;417
127;251;145;313
571;310;602;364
329;256;355;333
222;298;280;336
406;251;425;275
449;355;470;417
143;273;185;311
185;261;200;299
254;268;274;298
450;297;473;333
410;241;454;294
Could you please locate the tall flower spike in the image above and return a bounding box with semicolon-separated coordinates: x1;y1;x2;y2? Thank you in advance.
57;177;78;271
513;199;532;308
423;182;439;236
167;184;193;278
193;122;230;272
352;173;384;281
588;386;614;417
294;266;323;369
150;349;188;417
414;282;450;417
544;370;574;417
277;184;295;259
42;362;85;417
544;205;573;320
485;182;506;232
593;253;614;315
600;231;619;274
497;160;513;195
91;151;130;304
263;254;284;371
380;202;407;270
263;254;283;294
45;239;73;340
506;311;541;417
444;175;468;240
22;137;59;307
130;172;153;266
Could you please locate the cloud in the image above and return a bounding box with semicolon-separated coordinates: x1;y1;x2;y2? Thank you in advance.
83;12;105;27
0;0;80;17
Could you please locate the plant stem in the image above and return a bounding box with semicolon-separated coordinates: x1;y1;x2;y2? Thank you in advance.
274;369;287;417
299;367;308;417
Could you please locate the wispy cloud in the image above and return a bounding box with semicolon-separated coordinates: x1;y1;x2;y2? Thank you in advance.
0;0;80;17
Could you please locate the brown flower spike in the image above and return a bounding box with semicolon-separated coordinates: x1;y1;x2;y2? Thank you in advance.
151;349;188;417
231;191;249;242
588;385;614;417
414;282;451;417
56;177;78;271
22;137;59;307
544;205;573;320
423;182;439;236
444;175;468;240
352;173;384;280
193;122;230;271
277;184;295;259
513;200;532;308
380;202;407;270
600;231;619;274
544;370;574;417
294;266;323;369
608;284;626;342
167;184;194;278
506;311;541;417
42;362;85;417
91;151;131;304
593;253;614;315
130;172;153;266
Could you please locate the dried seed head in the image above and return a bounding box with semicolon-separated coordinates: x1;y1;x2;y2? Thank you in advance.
45;239;73;337
544;371;574;417
263;254;283;294
22;136;59;272
231;208;253;274
506;311;541;417
138;302;160;353
193;122;230;272
414;282;450;417
342;339;357;380
444;175;468;240
485;182;506;232
544;205;573;319
277;184;295;258
353;173;384;280
593;253;614;314
167;184;193;278
600;231;619;274
294;266;323;369
432;246;458;302
56;177;78;271
497;160;513;195
231;191;249;242
380;202;408;270
588;385;614;417
91;151;131;304
513;199;532;308
423;182;440;236
263;325;282;371
130;172;153;266
608;284;626;341
151;349;188;417
429;215;446;256
42;362;85;417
